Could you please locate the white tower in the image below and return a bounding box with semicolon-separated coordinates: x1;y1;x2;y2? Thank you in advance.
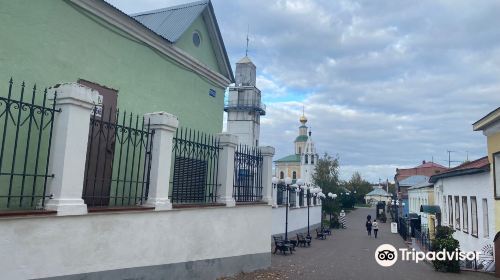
301;130;318;184
225;56;265;147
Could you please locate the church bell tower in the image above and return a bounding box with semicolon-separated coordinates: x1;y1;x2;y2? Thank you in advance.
225;56;265;147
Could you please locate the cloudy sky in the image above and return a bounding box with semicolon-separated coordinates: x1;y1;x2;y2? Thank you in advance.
107;0;500;182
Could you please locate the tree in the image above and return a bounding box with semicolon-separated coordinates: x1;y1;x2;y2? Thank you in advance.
344;171;372;204
312;153;342;218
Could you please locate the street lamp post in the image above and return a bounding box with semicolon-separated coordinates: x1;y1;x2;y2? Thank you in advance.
326;192;338;228
391;198;406;231
272;176;297;241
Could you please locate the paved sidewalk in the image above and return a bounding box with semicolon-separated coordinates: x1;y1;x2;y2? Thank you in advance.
222;207;495;280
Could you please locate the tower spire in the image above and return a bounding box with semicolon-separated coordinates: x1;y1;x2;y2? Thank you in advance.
245;25;249;57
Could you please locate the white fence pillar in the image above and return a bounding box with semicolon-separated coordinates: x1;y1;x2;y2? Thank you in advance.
259;146;275;206
217;133;238;207
272;185;278;208
45;83;100;216
144;112;178;211
295;191;300;208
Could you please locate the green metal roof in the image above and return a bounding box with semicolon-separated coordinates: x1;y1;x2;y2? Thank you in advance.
299;125;308;128
420;205;441;214
274;154;301;163
294;135;308;142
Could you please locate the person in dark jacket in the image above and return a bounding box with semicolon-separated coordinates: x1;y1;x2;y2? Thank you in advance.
366;216;372;236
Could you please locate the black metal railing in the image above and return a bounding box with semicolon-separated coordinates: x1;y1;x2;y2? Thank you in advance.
233;145;263;202
299;189;304;206
414;227;431;252
289;190;297;207
170;127;220;204
277;188;285;205
398;217;409;240
82;107;154;207
0;79;59;210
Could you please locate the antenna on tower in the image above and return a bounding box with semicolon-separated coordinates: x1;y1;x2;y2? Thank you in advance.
245;25;250;57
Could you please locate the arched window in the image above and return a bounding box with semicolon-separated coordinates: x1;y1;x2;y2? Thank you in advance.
305;154;308;164
298;147;301;154
280;171;284;179
292;171;297;179
311;155;314;164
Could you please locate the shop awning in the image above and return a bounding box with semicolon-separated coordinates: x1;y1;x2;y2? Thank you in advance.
420;205;441;214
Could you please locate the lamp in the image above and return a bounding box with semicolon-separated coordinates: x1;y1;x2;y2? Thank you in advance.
296;178;305;186
272;177;279;185
284;177;292;185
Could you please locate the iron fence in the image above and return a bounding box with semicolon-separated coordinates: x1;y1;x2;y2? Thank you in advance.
170;127;220;204
289;189;296;207
299;189;304;206
82;107;154;207
398;217;409;241
0;79;59;210
277;187;285;205
414;227;432;252
233;145;263;202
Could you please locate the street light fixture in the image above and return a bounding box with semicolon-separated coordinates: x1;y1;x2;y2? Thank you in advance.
273;176;294;242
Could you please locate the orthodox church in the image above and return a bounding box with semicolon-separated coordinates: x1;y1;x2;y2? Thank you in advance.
274;113;318;184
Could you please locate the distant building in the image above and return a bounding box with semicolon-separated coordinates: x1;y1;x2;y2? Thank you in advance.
395;161;448;182
274;113;318;185
364;187;392;205
397;175;429;216
407;181;435;237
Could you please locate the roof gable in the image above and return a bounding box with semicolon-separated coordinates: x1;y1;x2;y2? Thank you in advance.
132;1;207;42
131;0;233;81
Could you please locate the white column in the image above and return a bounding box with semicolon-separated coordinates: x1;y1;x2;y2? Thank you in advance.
217;133;238;207
259;146;275;206
144;112;179;211
45;83;100;216
272;185;278;207
295;191;300;208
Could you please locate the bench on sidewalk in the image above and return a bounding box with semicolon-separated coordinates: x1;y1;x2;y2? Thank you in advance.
322;227;332;236
296;233;311;247
273;236;294;255
316;228;326;240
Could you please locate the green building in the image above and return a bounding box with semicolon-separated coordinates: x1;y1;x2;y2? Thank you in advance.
0;0;235;209
0;0;233;133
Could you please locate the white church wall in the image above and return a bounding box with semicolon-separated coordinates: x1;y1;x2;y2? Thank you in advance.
0;205;272;280
271;205;322;236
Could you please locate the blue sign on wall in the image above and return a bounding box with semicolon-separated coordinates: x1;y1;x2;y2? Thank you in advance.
209;89;216;97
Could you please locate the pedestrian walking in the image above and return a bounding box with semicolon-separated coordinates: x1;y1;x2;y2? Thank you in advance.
373;220;379;238
366;216;372;236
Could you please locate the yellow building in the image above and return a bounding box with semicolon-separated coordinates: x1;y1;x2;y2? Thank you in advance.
274;114;318;184
473;106;500;275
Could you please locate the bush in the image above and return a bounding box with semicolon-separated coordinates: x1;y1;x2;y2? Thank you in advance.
431;226;460;273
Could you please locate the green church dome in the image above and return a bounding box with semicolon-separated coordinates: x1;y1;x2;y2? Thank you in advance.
294;135;308;142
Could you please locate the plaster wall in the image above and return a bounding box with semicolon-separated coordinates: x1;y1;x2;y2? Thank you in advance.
271;205;321;236
0;205;271;280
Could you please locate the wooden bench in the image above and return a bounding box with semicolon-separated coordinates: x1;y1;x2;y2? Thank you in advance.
273;236;293;255
316;228;326;240
297;233;311;247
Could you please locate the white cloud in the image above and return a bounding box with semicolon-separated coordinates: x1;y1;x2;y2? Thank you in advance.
107;0;500;182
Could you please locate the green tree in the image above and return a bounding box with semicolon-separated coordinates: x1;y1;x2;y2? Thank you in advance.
344;171;372;204
312;153;342;219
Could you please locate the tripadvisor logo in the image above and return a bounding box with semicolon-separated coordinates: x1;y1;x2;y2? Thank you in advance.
374;244;480;267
